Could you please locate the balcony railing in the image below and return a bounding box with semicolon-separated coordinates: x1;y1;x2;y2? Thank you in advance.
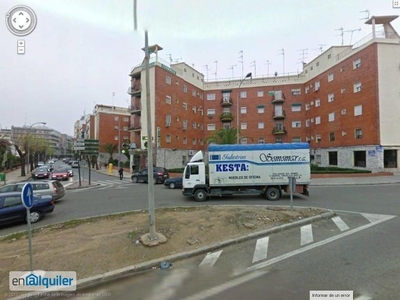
220;98;233;107
272;127;287;135
273;110;286;119
271;91;285;104
128;104;141;114
127;86;142;96
220;112;234;122
129;125;141;131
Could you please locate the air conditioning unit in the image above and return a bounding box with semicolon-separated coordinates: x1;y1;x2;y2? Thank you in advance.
188;150;196;155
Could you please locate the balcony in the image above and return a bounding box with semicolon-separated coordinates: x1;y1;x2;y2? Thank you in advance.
128;104;141;115
271;91;285;104
128;86;141;96
273;110;286;119
272;127;287;135
129;125;141;131
220;112;234;122
220;98;233;107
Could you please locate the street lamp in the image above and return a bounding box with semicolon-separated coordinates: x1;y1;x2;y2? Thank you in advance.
236;72;252;144
27;122;46;172
116;119;121;168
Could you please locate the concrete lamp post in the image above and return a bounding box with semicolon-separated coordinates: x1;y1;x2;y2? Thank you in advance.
27;122;46;172
236;72;252;144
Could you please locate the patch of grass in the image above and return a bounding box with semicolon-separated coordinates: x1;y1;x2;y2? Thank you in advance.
0;231;28;242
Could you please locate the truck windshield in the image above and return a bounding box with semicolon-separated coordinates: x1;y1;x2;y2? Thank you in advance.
184;164;199;179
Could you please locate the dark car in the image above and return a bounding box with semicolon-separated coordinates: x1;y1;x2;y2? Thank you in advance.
163;177;183;189
0;192;54;227
131;167;170;184
32;167;51;179
0;181;65;202
51;168;69;181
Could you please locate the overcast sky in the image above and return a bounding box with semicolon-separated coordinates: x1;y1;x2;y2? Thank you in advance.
1;0;399;136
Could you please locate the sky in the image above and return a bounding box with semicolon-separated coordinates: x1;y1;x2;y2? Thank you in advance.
1;0;399;136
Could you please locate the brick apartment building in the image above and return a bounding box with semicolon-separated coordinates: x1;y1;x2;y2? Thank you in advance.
128;15;399;172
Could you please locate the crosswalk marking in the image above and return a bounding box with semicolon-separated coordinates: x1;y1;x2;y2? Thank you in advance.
252;236;269;263
199;250;223;267
332;216;350;231
300;224;313;246
144;268;190;300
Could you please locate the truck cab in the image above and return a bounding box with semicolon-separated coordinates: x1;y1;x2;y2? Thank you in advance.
182;151;207;200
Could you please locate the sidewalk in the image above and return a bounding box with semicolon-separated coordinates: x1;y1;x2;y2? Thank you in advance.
1;167;400;187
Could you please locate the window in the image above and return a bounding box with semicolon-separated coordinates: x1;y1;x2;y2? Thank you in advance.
223;123;231;129
223;107;230;113
166;95;171;104
305;87;310;94
207;93;216;100
3;196;21;208
353;58;361;69
257;106;265;113
123;126;128;131
114;135;118;140
183;103;187;110
199;93;203;100
353;82;362;93
355;128;363;139
165;115;171;127
241;123;247;130
207;124;216;131
340;66;345;72
207;109;215;116
257;90;264;97
328;54;332;59
199;124;204;130
183;85;188;93
328;73;334;82
192;90;196;97
341;109;346;115
192;122;197;129
240;107;247;114
316;134;321;143
192;139;196;145
316;116;321;124
292;137;301;142
292;121;301;128
166;76;171;85
222;91;231;101
316;62;320;66
354;151;366;167
305;103;310;110
329;132;335;141
328;151;338;165
384;150;398;168
291;104;302;112
354;105;362;116
258;122;264;129
192;106;196;113
166;134;171;143
240;91;247;98
306;119;310;127
329;112;335;122
328;93;334;102
183;137;187;144
314;81;320;91
291;88;301;95
341;88;346;94
114;116;119;121
183;120;187;130
276;138;283;143
258;138;265;144
315;99;320;107
342;131;347;136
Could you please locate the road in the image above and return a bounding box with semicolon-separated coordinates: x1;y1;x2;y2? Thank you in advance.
2;169;400;299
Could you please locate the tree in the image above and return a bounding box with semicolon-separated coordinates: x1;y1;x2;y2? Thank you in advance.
101;143;118;164
206;127;238;145
10;133;29;176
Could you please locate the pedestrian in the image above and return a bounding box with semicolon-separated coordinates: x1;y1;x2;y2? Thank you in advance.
132;164;135;172
118;167;124;180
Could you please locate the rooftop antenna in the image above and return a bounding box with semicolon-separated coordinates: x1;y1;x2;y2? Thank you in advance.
213;60;218;80
173;57;182;63
250;61;256;77
344;28;361;45
335;27;344;45
228;64;236;79
314;44;326;53
167;54;173;63
238;50;244;78
298;48;308;63
360;10;370;20
203;64;210;81
264;60;271;76
278;49;285;75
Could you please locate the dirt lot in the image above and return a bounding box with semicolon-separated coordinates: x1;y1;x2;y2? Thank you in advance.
0;205;326;298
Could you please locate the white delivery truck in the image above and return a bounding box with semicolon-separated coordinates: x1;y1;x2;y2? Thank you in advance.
182;143;311;201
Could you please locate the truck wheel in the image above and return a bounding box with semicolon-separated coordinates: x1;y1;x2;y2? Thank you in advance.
194;189;207;202
265;187;281;201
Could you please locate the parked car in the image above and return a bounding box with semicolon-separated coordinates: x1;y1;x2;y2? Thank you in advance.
0;180;65;202
131;167;170;184
51;168;69;181
163;177;183;189
71;161;79;168
36;161;45;167
0;192;55;227
32;167;50;180
43;164;54;172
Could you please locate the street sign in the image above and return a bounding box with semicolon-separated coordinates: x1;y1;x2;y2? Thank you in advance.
73;147;85;151
82;139;99;156
21;183;34;209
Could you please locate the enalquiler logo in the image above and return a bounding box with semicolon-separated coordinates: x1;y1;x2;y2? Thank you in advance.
9;271;77;291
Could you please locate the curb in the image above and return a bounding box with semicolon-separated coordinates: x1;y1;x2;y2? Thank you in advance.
10;209;335;300
310;181;400;186
65;183;100;190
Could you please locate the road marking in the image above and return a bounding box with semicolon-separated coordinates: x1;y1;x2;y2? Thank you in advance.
300;224;313;246
252;236;269;263
332;216;350;231
144;268;190;300
234;213;396;276
199;250;223;267
361;212;394;224
180;270;268;300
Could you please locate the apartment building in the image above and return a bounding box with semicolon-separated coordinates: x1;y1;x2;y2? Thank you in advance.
128;15;400;172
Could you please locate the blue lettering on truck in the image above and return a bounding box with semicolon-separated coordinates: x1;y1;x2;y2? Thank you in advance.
216;163;249;172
